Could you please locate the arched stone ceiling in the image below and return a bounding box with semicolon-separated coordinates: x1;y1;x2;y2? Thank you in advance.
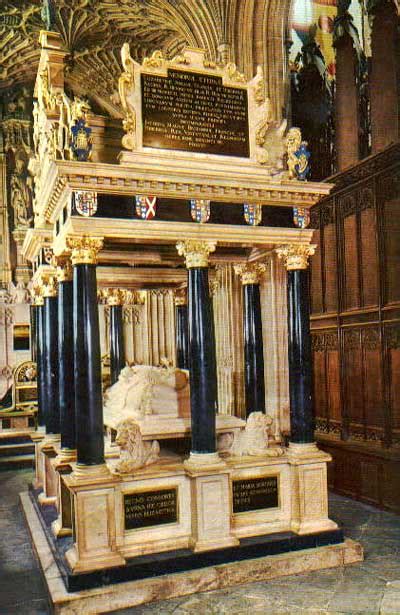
0;0;293;120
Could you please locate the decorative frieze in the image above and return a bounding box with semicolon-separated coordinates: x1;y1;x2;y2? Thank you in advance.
311;331;339;352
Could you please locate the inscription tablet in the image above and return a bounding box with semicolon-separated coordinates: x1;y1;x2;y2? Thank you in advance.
124;488;178;530
232;476;278;513
142;69;249;157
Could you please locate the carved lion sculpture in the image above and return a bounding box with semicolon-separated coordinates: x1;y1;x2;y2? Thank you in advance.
220;411;283;457
115;418;160;474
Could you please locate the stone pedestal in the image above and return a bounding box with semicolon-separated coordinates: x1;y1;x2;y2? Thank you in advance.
186;463;239;552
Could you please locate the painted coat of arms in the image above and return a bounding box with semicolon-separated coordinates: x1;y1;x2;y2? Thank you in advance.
135;195;157;219
73;191;98;217
293;207;310;229
70;119;92;162
190;199;210;223
243;203;262;226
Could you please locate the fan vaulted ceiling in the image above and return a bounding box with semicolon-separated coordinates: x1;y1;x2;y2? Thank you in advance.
0;0;292;118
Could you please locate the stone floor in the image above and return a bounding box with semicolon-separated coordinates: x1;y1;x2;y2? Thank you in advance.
0;468;399;615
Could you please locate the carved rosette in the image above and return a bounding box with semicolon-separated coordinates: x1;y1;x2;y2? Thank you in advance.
275;244;317;270
55;256;73;282
234;262;267;285
66;236;104;266
176;240;216;268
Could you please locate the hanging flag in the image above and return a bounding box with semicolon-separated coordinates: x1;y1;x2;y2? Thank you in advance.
293;207;311;228
313;0;337;79
135;195;157;219
243;203;262;226
190;199;210;223
73;190;98;217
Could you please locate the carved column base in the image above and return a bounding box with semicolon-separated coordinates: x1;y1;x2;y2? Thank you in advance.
37;435;60;505
287;443;338;535
70;463;112;482
183;452;226;472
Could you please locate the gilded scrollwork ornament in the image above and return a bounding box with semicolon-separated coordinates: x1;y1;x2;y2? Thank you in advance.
119;43;137;151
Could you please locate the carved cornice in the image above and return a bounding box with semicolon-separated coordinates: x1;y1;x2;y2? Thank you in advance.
176;240;216;268
43;158;331;224
275;244;317;270
66;236;104;265
234;262;267;285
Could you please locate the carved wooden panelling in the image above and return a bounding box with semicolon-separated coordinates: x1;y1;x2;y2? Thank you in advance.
312;148;400;513
323;223;338;312
310;228;323;314
343;214;360;310
383;197;400;304
360;207;379;307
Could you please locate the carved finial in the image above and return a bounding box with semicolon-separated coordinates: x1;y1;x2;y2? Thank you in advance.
234;262;267;285
66;236;104;266
176;240;216;268
275;244;317;270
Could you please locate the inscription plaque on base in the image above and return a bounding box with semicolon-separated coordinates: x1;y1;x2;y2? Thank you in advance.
141;69;249;157
232;476;279;513
124;488;178;530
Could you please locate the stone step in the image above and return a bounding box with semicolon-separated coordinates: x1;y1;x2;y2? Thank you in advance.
0;453;34;470
0;442;35;457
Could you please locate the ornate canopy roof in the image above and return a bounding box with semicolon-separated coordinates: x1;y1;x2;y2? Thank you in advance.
0;0;292;119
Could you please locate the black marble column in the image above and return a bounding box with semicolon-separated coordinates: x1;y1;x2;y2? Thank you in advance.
30;305;37;362
43;289;60;435
73;257;105;467
175;298;189;370
243;282;265;417
58;267;75;452
36;300;46;428
187;267;217;454
287;267;314;443
109;303;125;385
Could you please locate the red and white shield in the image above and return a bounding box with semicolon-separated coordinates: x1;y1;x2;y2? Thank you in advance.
135;195;157;220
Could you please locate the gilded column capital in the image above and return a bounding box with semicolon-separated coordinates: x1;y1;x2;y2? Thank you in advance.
174;289;187;306
55;256;73;282
31;284;44;306
99;288;127;306
234;262;267;285
66;236;104;266
40;272;58;298
176;240;216;268
275;244;317;270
